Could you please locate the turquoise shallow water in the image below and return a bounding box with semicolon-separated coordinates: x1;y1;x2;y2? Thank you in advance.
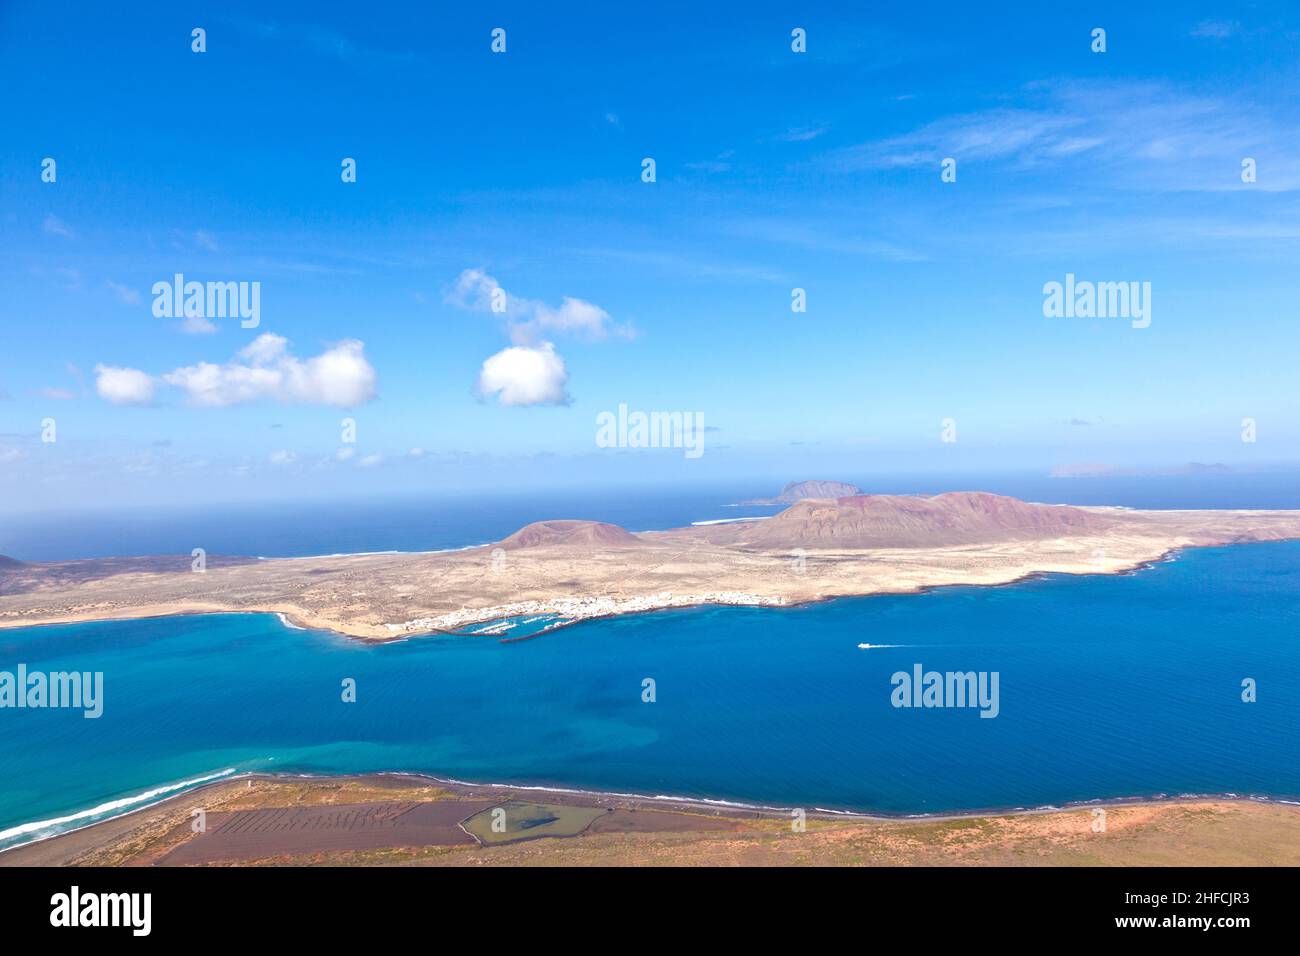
2;541;1299;849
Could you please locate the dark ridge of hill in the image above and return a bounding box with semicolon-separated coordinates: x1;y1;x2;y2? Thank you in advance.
497;520;644;550
730;491;1113;549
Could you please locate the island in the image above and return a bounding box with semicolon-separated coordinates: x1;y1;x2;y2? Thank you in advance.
4;491;1300;640
739;478;864;504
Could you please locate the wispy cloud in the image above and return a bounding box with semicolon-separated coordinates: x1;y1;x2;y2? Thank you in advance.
815;80;1300;191
304;26;424;68
224;15;424;69
1190;20;1239;39
42;214;75;238
106;280;140;305
819;107;1089;171
31;264;82;290
772;125;828;143
718;217;925;262
685;158;732;173
445;268;632;345
179;313;219;335
570;246;787;283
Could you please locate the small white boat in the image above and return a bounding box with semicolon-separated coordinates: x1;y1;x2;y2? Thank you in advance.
857;643;872;649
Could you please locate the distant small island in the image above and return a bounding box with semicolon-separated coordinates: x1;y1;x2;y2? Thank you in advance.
5;488;1300;640
739;479;863;505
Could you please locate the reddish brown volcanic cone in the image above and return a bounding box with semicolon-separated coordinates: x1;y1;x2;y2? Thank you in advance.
497;519;644;550
731;492;1114;549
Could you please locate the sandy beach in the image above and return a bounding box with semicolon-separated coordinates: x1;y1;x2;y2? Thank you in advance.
5;772;1299;867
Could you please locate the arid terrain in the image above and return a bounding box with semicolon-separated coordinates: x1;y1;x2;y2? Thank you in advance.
4;492;1300;639
4;774;1298;867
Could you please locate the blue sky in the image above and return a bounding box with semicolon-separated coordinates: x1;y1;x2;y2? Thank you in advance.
2;1;1299;510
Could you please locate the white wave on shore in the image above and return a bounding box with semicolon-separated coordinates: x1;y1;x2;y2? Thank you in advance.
0;767;237;851
256;542;490;561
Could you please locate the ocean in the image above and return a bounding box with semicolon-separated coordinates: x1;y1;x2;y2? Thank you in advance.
7;470;1300;561
3;539;1299;850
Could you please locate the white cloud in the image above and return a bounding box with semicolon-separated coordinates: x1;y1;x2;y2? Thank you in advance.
94;364;156;405
357;453;383;467
240;334;290;364
269;449;297;464
446;269;505;310
448;270;630;407
335;446;355;461
446;268;629;344
477;342;570;407
93;335;377;408
161;334;377;407
530;297;617;340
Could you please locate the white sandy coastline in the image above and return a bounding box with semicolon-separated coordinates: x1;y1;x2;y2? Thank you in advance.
387;591;788;636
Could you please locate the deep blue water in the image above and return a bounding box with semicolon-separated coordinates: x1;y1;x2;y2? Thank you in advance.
3;541;1299;849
